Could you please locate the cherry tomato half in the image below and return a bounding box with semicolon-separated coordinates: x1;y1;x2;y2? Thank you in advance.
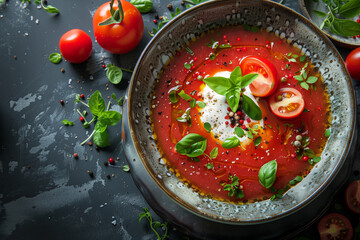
345;180;360;214
345;47;360;81
269;87;305;119
93;0;144;54
240;56;278;97
318;213;353;240
59;29;92;64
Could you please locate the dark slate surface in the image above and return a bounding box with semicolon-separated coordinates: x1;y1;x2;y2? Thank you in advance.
0;0;359;239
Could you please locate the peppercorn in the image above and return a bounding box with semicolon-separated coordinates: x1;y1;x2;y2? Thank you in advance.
73;153;78;159
60;99;64;105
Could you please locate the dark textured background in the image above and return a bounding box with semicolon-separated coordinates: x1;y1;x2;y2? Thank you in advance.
0;0;359;239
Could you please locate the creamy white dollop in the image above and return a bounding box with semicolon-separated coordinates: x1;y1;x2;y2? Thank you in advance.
199;71;263;143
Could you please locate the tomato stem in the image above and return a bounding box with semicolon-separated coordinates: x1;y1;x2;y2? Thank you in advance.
98;0;124;26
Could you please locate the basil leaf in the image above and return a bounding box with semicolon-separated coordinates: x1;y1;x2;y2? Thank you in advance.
178;90;192;101
225;87;241;112
122;165;130;172
49;52;62;64
106;64;123;84
304;149;316;158
254;136;262;146
95;121;107;133
222;136;240;149
44;5;59;14
325;128;331;137
204;122;211;132
339;0;360;18
300;82;309;90
258;160;277;189
210;147;218;159
93;130;110;148
313;156;321;163
175;133;207;157
89;90;106;116
242;94;262;120
62;119;74;126
332;18;360;37
306;76;318;84
130;0;153;13
236;73;258;88
197;101;206;108
189;99;196;108
235;127;245;138
313;10;328;18
203;77;232;95
229;66;242;85
205;163;214;169
247;130;253;139
98;111;122;126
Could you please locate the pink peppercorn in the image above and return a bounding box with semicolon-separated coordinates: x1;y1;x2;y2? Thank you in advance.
241;125;246;130
225;121;229;125
239;119;244;124
109;157;115;165
302;156;309;162
80;116;84;122
236;111;241;115
290;153;296;159
224;115;230;119
247;118;251;123
230;124;235;128
153;19;157;23
237;37;241;41
227;107;231;111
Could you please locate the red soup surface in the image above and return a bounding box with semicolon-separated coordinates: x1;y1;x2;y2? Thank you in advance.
150;25;330;203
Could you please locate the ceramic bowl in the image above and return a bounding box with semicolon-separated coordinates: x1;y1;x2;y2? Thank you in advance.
299;0;360;48
123;0;356;238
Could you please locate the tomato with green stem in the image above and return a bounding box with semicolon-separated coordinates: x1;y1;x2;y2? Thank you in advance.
59;29;92;64
318;213;353;240
240;56;278;97
93;0;144;54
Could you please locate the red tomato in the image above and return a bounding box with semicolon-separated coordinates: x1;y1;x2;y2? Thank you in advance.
269;87;305;119
318;213;353;240
93;0;144;54
345;47;360;81
345;180;360;214
59;29;92;64
240;56;278;97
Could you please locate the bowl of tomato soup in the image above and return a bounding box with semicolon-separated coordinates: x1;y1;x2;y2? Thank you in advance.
122;0;356;238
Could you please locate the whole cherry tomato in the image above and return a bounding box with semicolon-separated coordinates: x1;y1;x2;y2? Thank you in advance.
93;0;144;54
345;47;360;81
59;29;92;64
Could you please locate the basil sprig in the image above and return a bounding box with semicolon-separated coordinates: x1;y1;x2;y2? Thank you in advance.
203;66;262;120
259;160;277;189
314;0;360;37
175;133;207;157
130;0;153;13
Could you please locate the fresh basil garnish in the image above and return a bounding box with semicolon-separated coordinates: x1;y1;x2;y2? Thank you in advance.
235;127;245;138
175;133;207;158
130;0;153;13
106;64;123;84
254;136;262;146
259;160;277;189
203;66;261;119
210;147;218;159
222;136;240;149
62;119;74;126
89;90;106;117
204;122;211;132
49;52;62;64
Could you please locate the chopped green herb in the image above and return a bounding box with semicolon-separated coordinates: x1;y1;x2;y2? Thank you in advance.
204;122;211;132
222;174;244;199
122;165;130;172
205;163;214;169
210;147;218;159
325;128;331;138
49;52;62;64
62;119;74;126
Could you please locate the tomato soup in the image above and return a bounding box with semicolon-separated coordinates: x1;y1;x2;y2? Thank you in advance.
150;25;330;203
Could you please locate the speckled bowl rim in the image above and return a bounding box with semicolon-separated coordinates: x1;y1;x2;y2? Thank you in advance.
126;0;356;224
